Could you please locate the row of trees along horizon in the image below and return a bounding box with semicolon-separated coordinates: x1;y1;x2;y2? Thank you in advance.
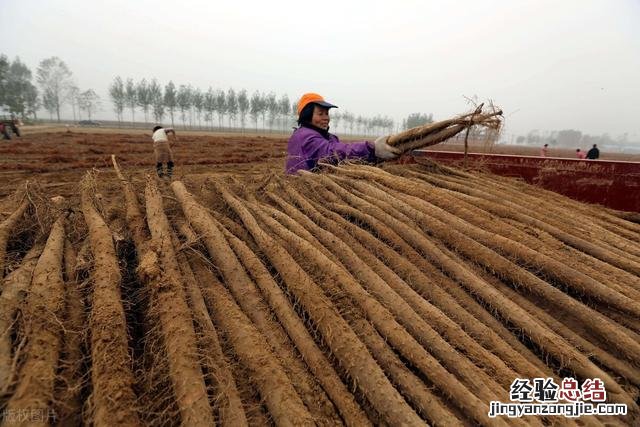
3;54;638;145
0;54;435;136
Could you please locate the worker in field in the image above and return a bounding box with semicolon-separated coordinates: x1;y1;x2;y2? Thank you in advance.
576;148;586;160
285;93;400;174
152;125;176;178
586;144;600;160
540;143;549;157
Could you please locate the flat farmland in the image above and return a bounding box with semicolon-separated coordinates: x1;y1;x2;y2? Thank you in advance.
0;127;289;197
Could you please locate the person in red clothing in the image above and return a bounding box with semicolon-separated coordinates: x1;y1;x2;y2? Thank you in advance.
540;143;549;157
576;148;586;159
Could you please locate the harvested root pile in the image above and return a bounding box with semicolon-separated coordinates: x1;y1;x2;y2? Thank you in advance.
0;161;638;426
388;103;503;153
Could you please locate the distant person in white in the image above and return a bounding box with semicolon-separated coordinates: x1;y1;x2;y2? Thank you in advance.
152;125;176;178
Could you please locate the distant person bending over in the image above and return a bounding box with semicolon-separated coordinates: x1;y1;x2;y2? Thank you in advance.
285;93;400;174
586;144;600;160
152;125;176;178
540;143;549;157
576;148;586;160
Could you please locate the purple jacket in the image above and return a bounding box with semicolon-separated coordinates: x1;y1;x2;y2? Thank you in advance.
285;125;376;174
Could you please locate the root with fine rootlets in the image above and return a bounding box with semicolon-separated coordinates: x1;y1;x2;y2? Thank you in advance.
331;170;640;357
172;180;426;426
80;173;141;427
114;156;221;426
209;181;461;426
265;190;523;388
387;104;503;153
53;240;87;425
3;216;65;427
276;186;552;381
189;256;316;426
220;226;370;426
0;244;43;393
172;239;248;427
312;171;637;411
177;186;342;424
0;195;29;279
143;176;215;426
2;158;639;426
243;186;511;427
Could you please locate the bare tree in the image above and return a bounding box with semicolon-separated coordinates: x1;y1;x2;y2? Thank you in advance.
372;115;382;135
25;84;40;120
67;85;80;121
78;89;101;120
204;87;216;130
125;78;137;124
226;88;237;129
42;88;56;120
277;94;290;131
250;90;262;131
36;56;73;122
164;81;177;127
149;79;164;123
385;116;395;134
237;89;249;131
332;111;341;132
215;89;226;129
109;76;126;124
266;92;278;131
259;92;268;130
177;84;193;129
342;111;355;135
192;88;204;129
362;117;370;135
136;78;152;123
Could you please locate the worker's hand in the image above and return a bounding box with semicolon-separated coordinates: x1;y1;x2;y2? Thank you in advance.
374;135;401;160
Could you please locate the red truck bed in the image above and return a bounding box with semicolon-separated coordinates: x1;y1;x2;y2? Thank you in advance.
411;150;640;213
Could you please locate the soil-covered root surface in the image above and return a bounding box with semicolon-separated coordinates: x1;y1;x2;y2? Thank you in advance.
0;161;638;426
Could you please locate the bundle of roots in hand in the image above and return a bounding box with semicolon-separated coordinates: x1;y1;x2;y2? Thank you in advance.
388;103;503;154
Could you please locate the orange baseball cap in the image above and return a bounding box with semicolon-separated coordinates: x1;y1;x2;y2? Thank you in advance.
296;93;338;116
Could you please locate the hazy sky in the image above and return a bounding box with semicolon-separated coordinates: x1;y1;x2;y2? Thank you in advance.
2;0;639;138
